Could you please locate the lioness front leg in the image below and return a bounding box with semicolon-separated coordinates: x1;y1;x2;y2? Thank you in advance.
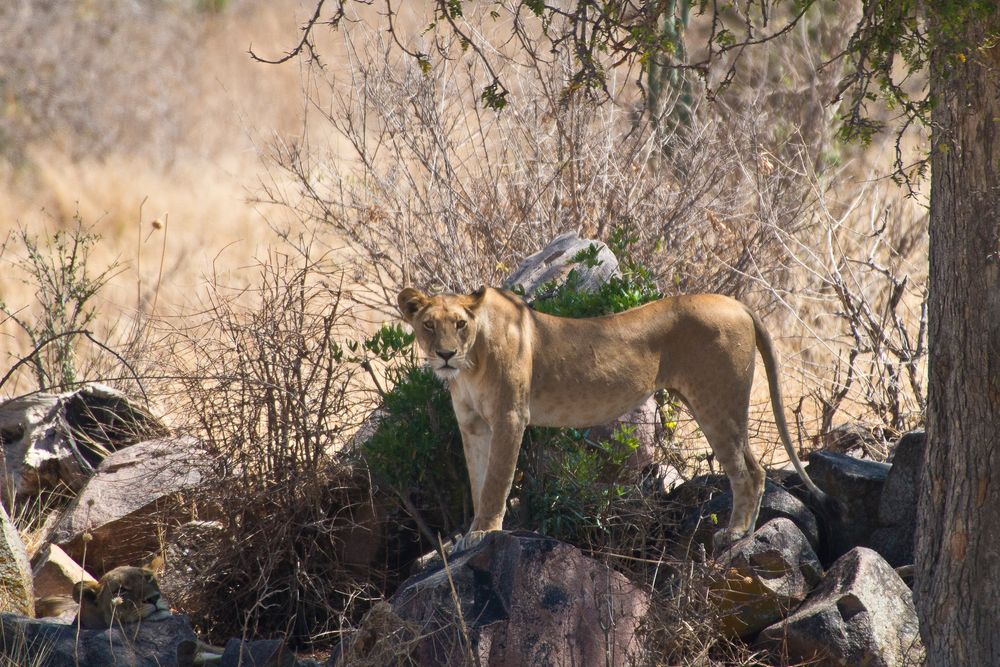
454;412;526;553
455;409;491;518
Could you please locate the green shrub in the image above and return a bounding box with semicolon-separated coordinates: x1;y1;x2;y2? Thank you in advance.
359;362;469;537
527;226;663;318
516;425;640;542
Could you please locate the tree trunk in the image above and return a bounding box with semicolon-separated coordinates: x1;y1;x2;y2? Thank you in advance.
916;12;1000;665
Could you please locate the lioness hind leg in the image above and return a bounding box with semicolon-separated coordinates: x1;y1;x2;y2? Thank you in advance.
696;415;766;548
714;433;765;546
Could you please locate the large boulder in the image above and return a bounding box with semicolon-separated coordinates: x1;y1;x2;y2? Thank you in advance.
668;475;820;558
0;505;32;616
337;531;649;666
502;231;620;298
0;613;197;666
710;518;823;639
30;543;95;600
49;436;208;574
868;432;925;567
806;451;890;560
219;638;295;667
756;547;924;666
0;384;166;507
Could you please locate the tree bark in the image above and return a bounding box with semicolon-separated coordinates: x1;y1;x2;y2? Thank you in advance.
916;11;1000;665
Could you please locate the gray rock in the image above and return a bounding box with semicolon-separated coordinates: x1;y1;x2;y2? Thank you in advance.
221;637;294;667
0;612;197;666
756;547;924;666
0;384;166;507
30;542;95;600
50;435;208;573
868;432;925;567
336;531;648;666
711;518;823;639
502;231;620;298
671;475;820;557
0;504;32;616
806;451;890;559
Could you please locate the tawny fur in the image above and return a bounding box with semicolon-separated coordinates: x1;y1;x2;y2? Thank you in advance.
398;286;833;552
71;566;171;629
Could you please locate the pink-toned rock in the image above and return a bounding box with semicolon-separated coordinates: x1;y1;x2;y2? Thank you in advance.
31;543;96;600
710;518;822;639
338;531;648;666
49;436;208;574
756;547;924;666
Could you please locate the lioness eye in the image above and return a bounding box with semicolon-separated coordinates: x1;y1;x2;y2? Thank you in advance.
423;321;435;330
455;320;466;329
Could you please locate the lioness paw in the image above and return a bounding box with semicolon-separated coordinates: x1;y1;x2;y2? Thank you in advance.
452;530;488;554
711;527;750;555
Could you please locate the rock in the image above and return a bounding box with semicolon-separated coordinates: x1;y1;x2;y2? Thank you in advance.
710;518;823;639
30;543;95;599
806;451;890;560
669;475;820;557
49;436;208;574
502;231;620;298
756;547;924;666
868;432;925;567
337;531;649;666
0;504;33;616
0;383;166;507
643;463;685;495
0;612;197;666
220;637;294;667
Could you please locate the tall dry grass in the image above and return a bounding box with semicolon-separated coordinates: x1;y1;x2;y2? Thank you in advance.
0;0;319;397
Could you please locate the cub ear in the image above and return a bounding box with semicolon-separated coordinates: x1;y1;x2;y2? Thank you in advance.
73;581;99;604
397;287;429;323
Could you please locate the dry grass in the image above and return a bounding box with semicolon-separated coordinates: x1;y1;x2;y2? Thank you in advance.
0;0;317;397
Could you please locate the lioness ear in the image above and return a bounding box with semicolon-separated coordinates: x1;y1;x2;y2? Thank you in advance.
397;287;428;323
468;286;487;310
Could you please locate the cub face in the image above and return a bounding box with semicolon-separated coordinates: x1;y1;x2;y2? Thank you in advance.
397;287;485;380
73;566;170;628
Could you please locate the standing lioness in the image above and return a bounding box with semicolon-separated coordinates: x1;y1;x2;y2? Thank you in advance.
398;286;834;552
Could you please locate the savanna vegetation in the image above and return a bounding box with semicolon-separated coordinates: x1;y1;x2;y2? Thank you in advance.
2;0;994;664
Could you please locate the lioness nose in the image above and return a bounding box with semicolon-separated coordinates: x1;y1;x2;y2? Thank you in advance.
437;350;456;361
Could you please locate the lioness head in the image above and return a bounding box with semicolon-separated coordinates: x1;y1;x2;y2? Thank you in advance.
73;566;171;629
397;287;485;380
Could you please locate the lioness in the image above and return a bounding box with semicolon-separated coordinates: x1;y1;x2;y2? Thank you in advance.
398;286;835;552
